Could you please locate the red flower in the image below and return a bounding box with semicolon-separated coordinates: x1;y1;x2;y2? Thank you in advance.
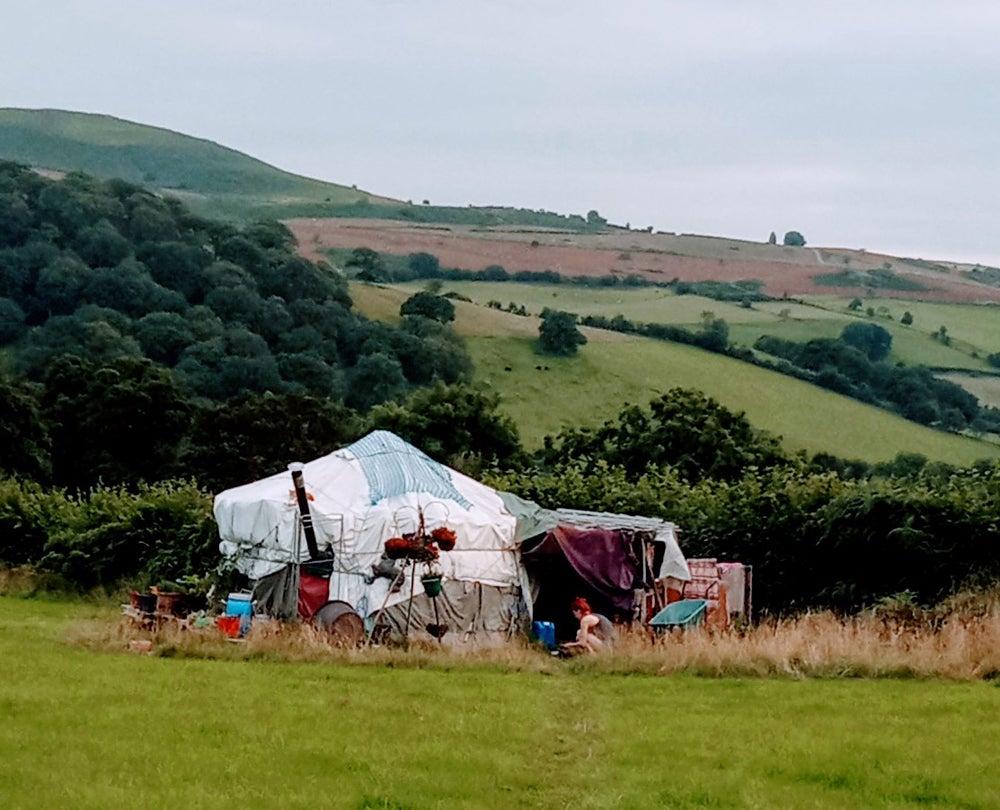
431;527;457;551
384;537;411;559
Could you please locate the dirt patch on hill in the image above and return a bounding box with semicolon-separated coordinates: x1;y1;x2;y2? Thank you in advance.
286;219;1000;304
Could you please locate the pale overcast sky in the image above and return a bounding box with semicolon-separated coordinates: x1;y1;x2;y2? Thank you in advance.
5;1;1000;265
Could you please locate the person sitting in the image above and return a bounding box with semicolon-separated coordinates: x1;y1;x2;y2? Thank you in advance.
564;597;615;653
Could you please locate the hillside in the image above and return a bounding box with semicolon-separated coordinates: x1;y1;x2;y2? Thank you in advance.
0;108;376;220
348;282;1000;465
295;219;1000;305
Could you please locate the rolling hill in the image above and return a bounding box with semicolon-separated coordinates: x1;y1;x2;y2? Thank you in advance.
0;108;376;220
348;282;1000;465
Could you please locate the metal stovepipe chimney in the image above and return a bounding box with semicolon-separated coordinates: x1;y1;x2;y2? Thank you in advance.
288;462;320;560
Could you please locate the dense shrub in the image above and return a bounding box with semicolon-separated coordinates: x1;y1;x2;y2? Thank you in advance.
0;479;216;590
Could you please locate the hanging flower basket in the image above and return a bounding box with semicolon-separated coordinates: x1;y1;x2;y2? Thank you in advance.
430;526;457;551
384;525;457;563
421;574;444;598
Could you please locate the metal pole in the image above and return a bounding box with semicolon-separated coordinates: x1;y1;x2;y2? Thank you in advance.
288;463;320;560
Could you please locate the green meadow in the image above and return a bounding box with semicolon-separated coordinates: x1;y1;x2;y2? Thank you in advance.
396;281;994;370
2;598;999;810
350;283;1000;464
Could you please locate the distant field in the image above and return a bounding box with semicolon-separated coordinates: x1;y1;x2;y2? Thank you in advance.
297;218;1000;303
805;297;1000;357
939;373;1000;408
387;281;991;370
3;598;1000;809
349;282;1000;464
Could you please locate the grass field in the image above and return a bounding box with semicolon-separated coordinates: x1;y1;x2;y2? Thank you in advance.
3;597;1000;809
388;281;991;370
349;283;1000;464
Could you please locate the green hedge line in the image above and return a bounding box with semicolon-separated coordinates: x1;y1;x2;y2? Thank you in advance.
0;479;217;590
485;462;1000;614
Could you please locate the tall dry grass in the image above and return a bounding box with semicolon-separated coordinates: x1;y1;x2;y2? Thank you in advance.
72;595;1000;681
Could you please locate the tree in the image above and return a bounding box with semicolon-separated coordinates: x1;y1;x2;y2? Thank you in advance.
901;311;914;326
399;291;455;323
133;312;196;366
408;252;440;278
848;297;863;311
345;352;407;410
367;382;522;469
783;231;806;247
537;309;587;356
73;219;131;268
768;231;777;245
40;356;191;489
586;210;607;228
180;393;362;492
0;371;51;481
537;388;786;482
0;297;27;344
346;247;386;282
841;322;892;361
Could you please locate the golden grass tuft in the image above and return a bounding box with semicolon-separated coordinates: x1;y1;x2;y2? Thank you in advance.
71;602;1000;681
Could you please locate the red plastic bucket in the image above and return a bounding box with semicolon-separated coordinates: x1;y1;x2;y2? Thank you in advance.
217;616;241;638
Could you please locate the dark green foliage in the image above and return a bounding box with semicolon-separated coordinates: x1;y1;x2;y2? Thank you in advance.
537;309;587;356
72;219;131;267
408;252;440;278
672;279;768;302
367;383;522;471
0;160;470;411
815;269;927;292
133;312;195;366
0;373;51;481
17;307;142;377
841;322;892;361
0;297;27;343
345;353;408;410
479;265;509;281
487;460;1000;615
399;291;455;323
901;311;914;326
179;394;364;492
782;231;806;247
346;247;386;282
0;478;217;589
753;332;981;431
40;356;192;490
538;389;787;483
579;313;736;357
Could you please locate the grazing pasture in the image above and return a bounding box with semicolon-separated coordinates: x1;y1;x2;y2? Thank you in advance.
2;598;1000;809
385;281;993;370
348;283;1000;464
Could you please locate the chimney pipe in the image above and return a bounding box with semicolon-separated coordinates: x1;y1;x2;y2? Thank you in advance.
289;463;320;560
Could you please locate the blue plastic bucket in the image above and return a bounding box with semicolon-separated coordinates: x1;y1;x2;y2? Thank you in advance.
226;593;253;617
532;620;556;650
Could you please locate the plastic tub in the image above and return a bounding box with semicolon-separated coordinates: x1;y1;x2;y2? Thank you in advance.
226;593;253;616
217;615;241;638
